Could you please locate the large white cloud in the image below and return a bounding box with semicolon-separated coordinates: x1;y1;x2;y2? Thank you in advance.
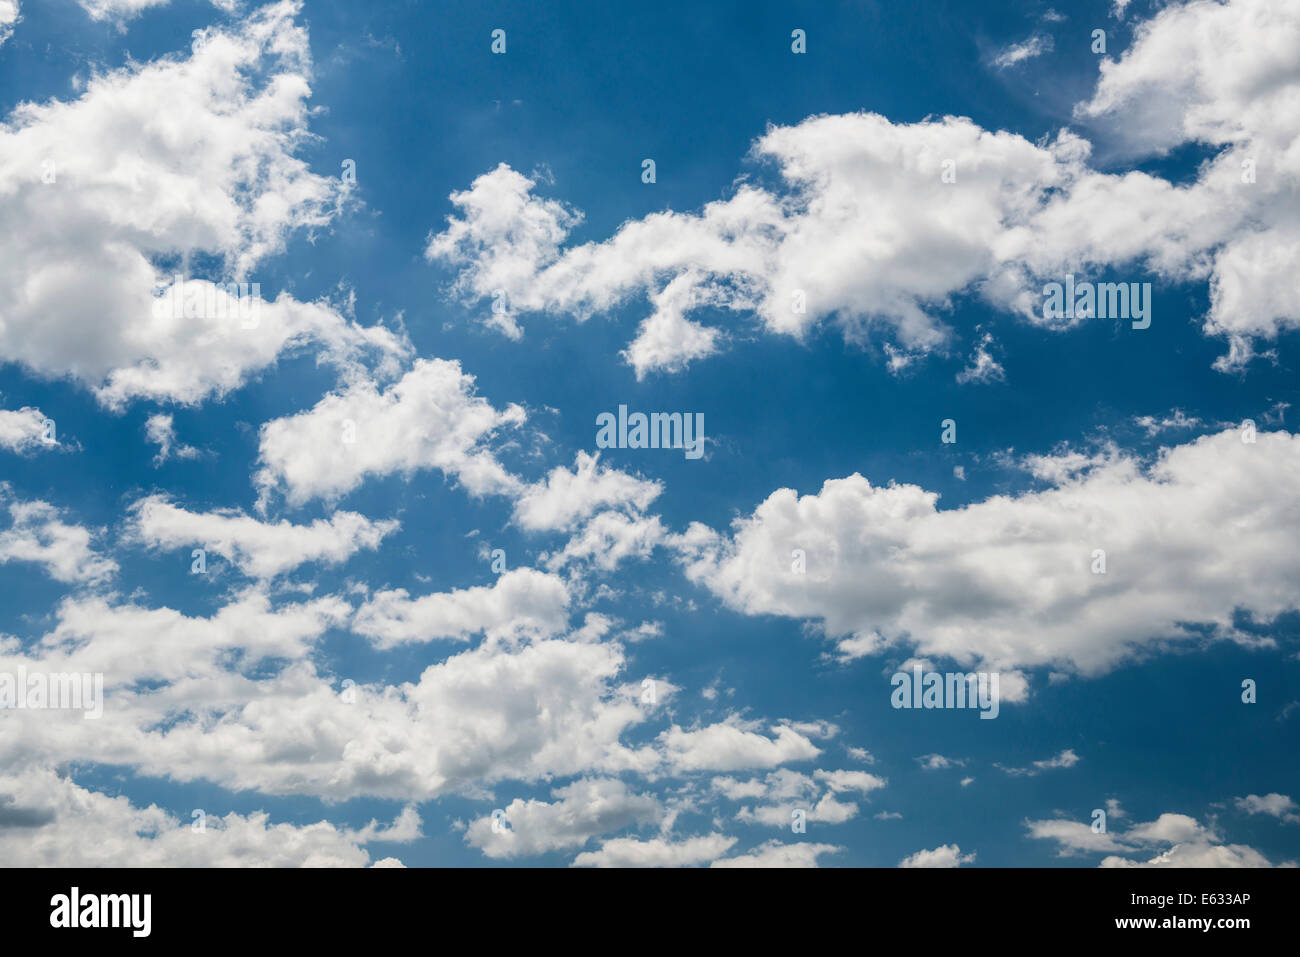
0;406;52;453
673;427;1300;677
0;766;410;867
658;717;824;773
352;568;571;648
254;358;525;507
428;0;1300;375
0;0;407;408
1030;807;1289;867
0;491;116;584
128;494;398;579
710;840;843;868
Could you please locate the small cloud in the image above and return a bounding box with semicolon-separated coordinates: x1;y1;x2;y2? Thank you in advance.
993;34;1053;69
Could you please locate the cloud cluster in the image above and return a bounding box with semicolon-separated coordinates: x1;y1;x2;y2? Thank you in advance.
673;428;1300;677
0;0;406;408
429;0;1300;375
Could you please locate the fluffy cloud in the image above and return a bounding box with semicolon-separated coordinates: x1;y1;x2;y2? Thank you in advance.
0;1;406;408
465;778;662;858
673;428;1300;677
1234;793;1300;824
352;568;571;648
899;843;976;868
0;406;53;453
0;767;406;867
0;586;672;801
0;493;116;584
429;0;1300;374
0;1;18;47
1030;808;1287;866
711;840;843;868
512;452;661;532
144;414;200;465
128;495;398;579
571;834;736;868
254;358;525;507
714;767;886;828
658;717;823;773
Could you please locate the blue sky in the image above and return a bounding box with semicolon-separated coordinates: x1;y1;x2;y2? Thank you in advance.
0;0;1297;867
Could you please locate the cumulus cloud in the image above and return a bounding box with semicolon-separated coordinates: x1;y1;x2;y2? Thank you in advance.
429;0;1300;374
0;1;18;47
1031;807;1287;866
571;834;736;868
899;844;976;868
658;717;823;773
0;586;678;802
0;767;403;867
0;492;116;584
717;767;887;828
128;494;398;579
254;358;525;507
0;0;406;408
352;568;570;648
144;414;200;465
672;428;1300;678
1234;793;1300;824
465;778;662;858
711;840;842;868
0;406;53;453
512;452;661;532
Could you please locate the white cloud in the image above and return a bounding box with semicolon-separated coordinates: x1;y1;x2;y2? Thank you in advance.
718;767;887;828
128;494;399;579
77;0;172;22
1134;410;1202;436
993;34;1054;69
465;778;662;858
1031;807;1287;867
1234;793;1300;823
0;588;672;802
711;840;842;868
144;414;200;465
0;1;18;47
430;0;1300;374
1102;843;1276;867
0;1;406;408
673;428;1300;677
899;843;976;868
0;492;116;584
956;332;1006;384
998;748;1081;776
0;406;53;453
572;834;736;868
917;754;966;771
352;568;570;648
0;767;401;867
512;452;661;532
658;717;822;773
254;358;525;507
